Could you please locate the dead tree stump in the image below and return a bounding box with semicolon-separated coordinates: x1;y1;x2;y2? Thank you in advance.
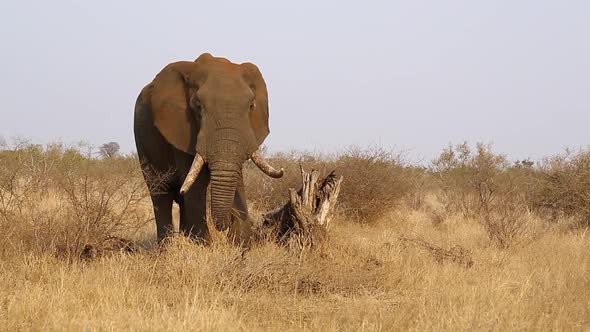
256;167;343;249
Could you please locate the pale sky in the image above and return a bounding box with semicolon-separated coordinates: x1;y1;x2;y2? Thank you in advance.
1;1;588;162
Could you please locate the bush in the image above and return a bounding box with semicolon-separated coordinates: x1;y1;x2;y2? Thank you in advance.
0;141;150;259
334;146;415;223
534;148;590;226
431;142;533;248
245;146;417;223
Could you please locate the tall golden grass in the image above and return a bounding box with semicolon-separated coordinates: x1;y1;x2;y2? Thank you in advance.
0;140;588;330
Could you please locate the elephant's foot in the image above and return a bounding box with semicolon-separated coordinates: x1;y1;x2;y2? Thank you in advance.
185;230;212;246
179;220;212;245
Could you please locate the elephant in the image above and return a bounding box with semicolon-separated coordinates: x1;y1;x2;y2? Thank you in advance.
134;53;283;245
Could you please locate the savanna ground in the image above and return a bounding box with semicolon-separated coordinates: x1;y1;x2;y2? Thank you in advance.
0;139;588;331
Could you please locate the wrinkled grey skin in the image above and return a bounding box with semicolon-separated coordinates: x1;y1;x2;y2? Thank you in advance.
134;53;275;245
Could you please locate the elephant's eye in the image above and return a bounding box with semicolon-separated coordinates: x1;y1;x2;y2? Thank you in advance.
249;100;256;112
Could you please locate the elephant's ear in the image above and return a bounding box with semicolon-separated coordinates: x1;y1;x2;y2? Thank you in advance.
150;61;200;155
241;62;270;147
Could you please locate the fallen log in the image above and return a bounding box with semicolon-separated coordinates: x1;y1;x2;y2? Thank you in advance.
254;166;343;249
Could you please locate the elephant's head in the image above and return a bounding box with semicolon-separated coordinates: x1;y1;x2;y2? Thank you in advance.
150;53;283;230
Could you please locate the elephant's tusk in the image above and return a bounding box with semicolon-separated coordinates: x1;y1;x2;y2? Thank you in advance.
251;149;284;178
180;153;205;194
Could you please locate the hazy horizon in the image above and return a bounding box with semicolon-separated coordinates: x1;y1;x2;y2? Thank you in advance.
1;1;588;163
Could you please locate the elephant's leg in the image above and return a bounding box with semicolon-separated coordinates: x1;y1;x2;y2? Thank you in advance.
179;168;211;244
228;180;253;247
152;193;174;242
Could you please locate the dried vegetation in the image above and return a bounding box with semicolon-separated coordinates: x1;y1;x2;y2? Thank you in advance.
0;139;589;330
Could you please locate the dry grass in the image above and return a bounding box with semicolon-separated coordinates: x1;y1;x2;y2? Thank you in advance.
0;141;589;330
1;211;588;331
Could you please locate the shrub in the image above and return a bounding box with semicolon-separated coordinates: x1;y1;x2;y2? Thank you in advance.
431;142;532;248
333;146;414;223
0;141;150;258
245;146;417;224
534;148;590;226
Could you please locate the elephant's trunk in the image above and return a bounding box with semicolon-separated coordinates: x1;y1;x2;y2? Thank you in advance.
209;161;240;231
